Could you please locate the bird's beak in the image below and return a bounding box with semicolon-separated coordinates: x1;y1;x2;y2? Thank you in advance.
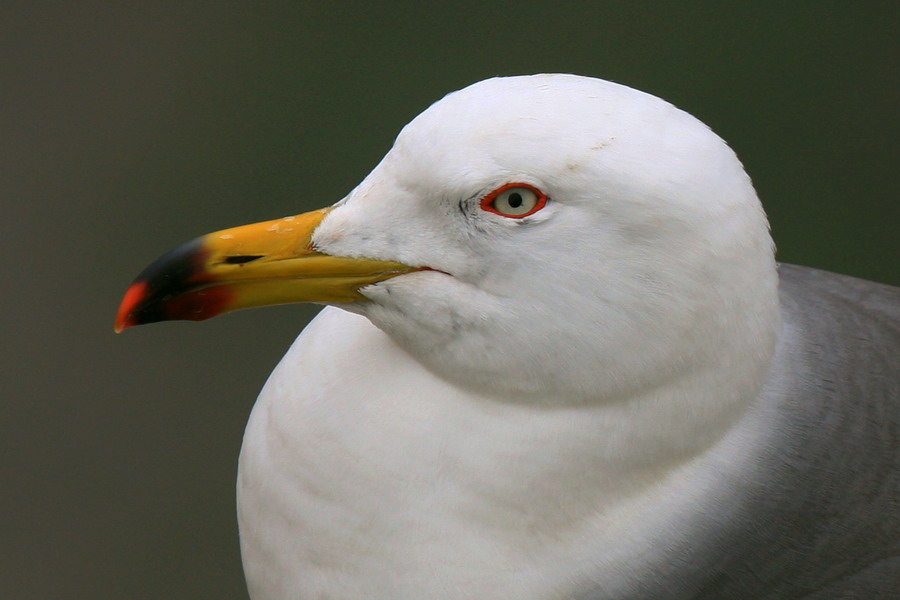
114;207;418;332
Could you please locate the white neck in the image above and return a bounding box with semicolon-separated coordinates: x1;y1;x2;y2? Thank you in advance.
238;305;776;599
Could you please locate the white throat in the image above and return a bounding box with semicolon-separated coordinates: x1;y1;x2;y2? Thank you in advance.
238;299;778;599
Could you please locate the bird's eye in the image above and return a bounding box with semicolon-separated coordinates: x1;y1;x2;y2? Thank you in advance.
480;183;547;218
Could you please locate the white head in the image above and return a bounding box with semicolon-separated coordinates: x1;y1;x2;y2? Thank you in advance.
312;74;779;406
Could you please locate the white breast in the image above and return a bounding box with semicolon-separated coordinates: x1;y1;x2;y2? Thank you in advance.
236;307;757;600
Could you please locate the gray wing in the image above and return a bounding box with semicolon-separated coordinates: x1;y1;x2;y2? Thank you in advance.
704;264;899;599
590;265;900;599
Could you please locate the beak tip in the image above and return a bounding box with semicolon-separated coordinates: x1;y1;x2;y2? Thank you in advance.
115;280;148;333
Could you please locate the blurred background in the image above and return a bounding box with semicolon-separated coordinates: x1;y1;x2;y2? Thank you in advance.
2;2;896;599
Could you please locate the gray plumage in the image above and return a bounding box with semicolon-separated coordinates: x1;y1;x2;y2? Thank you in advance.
602;265;899;599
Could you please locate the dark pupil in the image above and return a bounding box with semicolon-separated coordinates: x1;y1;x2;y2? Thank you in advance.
507;192;523;208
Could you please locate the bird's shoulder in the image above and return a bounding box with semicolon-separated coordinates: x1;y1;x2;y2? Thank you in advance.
778;263;900;323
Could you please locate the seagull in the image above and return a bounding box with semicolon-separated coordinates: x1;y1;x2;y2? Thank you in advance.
115;74;899;599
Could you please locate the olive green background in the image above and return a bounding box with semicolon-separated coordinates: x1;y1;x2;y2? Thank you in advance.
2;2;896;599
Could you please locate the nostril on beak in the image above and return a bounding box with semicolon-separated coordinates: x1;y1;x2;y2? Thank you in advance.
223;255;264;265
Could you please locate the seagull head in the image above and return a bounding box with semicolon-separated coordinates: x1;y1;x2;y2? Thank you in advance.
116;74;779;404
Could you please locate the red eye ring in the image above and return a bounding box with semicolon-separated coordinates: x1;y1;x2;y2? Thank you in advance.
480;182;548;219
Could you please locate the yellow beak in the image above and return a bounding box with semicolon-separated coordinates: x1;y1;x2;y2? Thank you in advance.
114;207;418;332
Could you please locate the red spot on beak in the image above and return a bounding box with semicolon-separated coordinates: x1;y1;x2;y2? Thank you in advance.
115;281;148;333
162;286;233;324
